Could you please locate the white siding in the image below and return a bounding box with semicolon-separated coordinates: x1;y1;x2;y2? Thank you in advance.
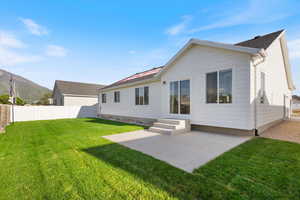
161;45;253;130
97;39;293;131
63;95;98;106
99;82;161;119
251;38;292;128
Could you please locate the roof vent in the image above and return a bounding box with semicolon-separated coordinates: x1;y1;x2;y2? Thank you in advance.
254;35;261;39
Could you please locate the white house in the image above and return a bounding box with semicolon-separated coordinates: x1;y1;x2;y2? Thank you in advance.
53;80;105;106
98;30;295;135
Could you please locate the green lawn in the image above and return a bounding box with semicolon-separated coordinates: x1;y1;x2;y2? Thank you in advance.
1;118;300;200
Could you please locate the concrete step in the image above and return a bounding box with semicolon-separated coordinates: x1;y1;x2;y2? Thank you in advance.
150;118;190;135
158;119;181;125
149;127;173;135
152;122;176;129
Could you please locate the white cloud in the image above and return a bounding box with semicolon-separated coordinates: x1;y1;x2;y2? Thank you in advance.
0;30;41;66
0;31;26;48
20;18;48;36
167;0;294;35
165;15;192;36
45;45;67;57
288;39;300;59
129;50;136;54
0;47;42;66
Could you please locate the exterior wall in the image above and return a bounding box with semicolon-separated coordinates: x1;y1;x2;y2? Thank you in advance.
53;88;64;105
63;95;98;106
192;124;254;136
99;114;156;126
160;45;253;130
99;81;162;119
250;38;292;129
12;105;97;122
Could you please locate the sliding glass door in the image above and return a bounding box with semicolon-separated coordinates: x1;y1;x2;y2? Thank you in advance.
170;80;190;114
180;80;190;114
170;81;179;114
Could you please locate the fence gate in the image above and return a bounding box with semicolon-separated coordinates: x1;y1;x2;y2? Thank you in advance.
0;105;11;133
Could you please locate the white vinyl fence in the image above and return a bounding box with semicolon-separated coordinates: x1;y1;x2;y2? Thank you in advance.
11;105;97;122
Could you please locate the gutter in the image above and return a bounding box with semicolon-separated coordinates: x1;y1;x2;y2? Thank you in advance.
62;93;98;98
100;78;160;92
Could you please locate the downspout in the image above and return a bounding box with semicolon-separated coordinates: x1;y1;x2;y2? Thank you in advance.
253;64;258;136
97;88;101;117
252;51;266;136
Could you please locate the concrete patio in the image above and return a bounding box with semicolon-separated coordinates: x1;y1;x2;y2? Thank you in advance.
103;130;252;172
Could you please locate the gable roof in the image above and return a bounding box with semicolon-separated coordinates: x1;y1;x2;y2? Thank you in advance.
101;29;294;91
278;33;295;90
101;67;163;90
101;40;263;91
155;38;266;78
54;80;105;96
235;30;284;49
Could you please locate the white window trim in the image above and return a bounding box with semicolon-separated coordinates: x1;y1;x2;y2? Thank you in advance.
101;93;106;103
135;86;149;106
114;91;120;103
169;79;191;115
205;68;233;104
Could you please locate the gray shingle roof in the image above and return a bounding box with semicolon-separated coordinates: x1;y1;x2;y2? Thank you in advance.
235;29;284;49
54;80;105;96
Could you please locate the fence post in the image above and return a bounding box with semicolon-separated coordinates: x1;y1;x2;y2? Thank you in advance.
0;105;11;133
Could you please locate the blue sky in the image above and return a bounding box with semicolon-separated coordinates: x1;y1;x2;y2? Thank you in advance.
0;0;300;94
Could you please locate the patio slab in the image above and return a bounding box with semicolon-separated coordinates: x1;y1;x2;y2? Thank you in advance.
103;130;252;172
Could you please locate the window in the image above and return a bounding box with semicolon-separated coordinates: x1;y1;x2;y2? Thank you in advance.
206;72;218;103
206;69;232;104
170;81;179;114
139;87;144;105
219;69;232;103
144;86;149;105
135;86;149;105
135;88;139;105
114;91;120;103
180;80;190;114
101;93;106;103
170;80;190;114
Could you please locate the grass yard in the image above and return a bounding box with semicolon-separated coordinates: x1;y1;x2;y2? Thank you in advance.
1;118;300;199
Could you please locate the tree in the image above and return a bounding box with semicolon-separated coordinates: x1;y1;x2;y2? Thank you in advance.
37;93;52;105
15;97;26;105
0;94;10;104
0;94;26;105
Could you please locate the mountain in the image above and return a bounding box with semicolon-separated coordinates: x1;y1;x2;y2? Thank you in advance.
0;69;52;103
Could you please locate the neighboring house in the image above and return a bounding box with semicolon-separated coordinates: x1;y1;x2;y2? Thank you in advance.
292;95;300;110
53;80;105;106
48;98;53;105
98;30;295;135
